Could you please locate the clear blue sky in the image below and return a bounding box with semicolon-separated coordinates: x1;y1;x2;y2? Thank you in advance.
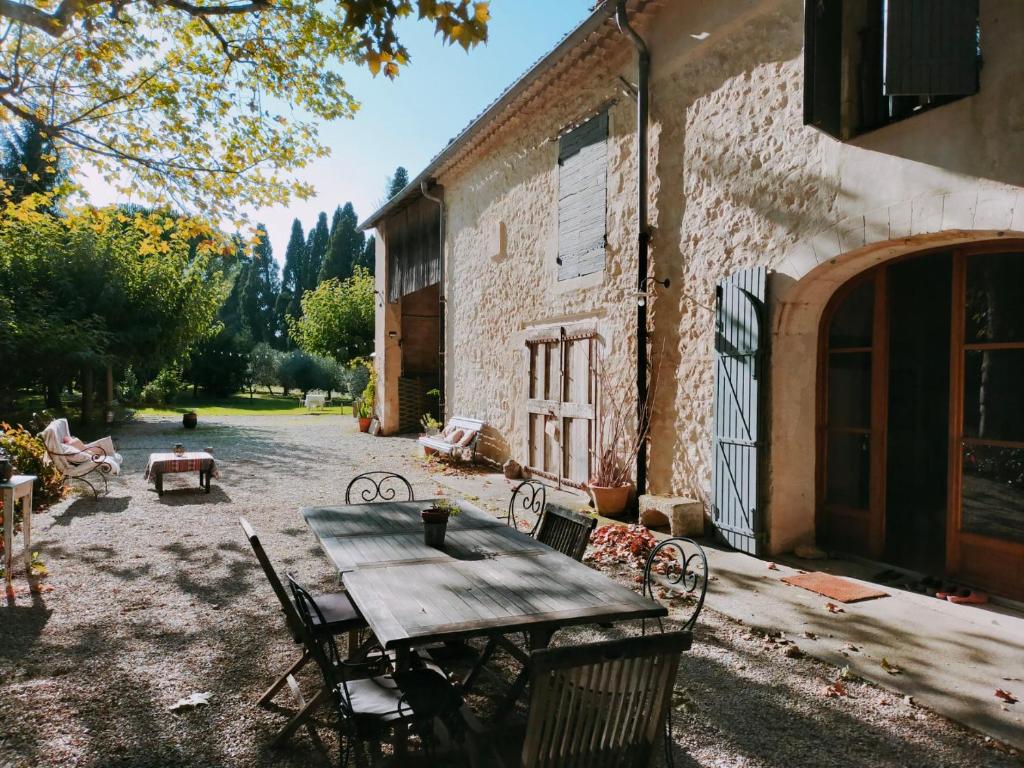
250;0;594;261
211;2;596;263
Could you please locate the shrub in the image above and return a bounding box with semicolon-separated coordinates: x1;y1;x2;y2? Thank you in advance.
346;360;370;401
278;350;343;395
141;366;183;406
0;422;65;512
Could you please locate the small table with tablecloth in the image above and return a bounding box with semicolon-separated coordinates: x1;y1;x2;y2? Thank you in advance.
144;452;218;496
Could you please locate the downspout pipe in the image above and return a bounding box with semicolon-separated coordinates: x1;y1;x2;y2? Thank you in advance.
421;180;446;423
616;0;651;498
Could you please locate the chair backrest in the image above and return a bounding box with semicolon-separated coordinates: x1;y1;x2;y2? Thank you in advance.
286;573;347;695
534;503;596;561
344;471;414;504
522;632;689;768
239;517;303;641
643;537;709;632
507;480;546;533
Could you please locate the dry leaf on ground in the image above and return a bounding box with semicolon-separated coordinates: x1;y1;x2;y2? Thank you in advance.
881;658;903;675
170;692;212;712
823;680;849;698
994;689;1018;704
825;602;844;614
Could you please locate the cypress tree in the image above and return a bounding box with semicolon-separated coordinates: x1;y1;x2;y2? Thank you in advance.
320;202;364;282
0;121;66;207
360;234;376;276
278;218;307;338
241;224;280;343
304;212;330;291
387;166;409;199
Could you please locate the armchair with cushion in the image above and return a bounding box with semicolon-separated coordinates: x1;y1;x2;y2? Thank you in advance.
39;418;122;496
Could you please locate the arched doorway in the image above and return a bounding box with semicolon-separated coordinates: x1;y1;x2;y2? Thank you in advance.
818;242;1024;600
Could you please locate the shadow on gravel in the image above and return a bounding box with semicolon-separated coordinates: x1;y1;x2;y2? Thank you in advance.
52;495;131;526
154;487;233;505
0;592;52;657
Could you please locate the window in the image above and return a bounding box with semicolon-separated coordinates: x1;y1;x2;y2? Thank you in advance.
804;0;980;139
557;111;608;281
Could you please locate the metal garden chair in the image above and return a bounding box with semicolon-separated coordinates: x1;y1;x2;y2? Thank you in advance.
287;574;465;767
533;503;596;562
498;632;691;768
239;517;369;746
344;471;415;504
504;480;546;534
642;537;710;634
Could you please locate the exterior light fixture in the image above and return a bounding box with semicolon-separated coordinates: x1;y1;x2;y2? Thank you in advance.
636;276;671;307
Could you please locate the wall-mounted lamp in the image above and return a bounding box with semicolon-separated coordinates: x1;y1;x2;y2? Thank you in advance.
387;331;398;339
636;276;670;307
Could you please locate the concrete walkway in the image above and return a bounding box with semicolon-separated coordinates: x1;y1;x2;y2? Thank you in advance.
431;461;1024;751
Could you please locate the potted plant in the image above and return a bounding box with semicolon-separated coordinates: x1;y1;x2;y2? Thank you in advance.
182;411;198;429
420;413;442;436
586;353;654;518
421;497;459;548
356;399;373;433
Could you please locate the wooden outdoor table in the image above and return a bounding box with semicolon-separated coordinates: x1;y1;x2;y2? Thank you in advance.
302;499;666;649
2;475;35;597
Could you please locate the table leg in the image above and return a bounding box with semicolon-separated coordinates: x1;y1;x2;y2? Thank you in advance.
21;488;32;574
156;473;163;496
204;470;211;493
491;628;555;723
3;487;13;597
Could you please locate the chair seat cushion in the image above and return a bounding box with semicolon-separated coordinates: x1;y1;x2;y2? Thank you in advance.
309;591;366;634
345;668;462;727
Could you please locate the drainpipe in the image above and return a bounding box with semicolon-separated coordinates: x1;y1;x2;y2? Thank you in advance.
617;0;651;497
421;181;446;423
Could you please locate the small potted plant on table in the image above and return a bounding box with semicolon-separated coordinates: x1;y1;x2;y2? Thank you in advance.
421;498;459;548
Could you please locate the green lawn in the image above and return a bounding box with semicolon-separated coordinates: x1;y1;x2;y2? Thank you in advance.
135;391;352;417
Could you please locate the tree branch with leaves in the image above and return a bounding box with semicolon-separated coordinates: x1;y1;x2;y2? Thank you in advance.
0;0;489;216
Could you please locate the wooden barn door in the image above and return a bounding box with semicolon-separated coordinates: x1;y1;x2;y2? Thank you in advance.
712;268;768;555
526;330;596;489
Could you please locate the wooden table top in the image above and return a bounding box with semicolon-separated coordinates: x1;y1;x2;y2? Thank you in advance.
303;499;666;650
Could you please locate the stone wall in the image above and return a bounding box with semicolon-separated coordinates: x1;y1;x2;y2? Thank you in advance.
414;0;1024;552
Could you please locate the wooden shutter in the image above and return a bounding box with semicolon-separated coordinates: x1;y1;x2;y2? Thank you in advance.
557;112;608;281
803;0;843;138
525;330;596;488
712;267;767;555
884;0;979;96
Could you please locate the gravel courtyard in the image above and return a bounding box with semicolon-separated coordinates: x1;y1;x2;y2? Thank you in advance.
0;415;1020;768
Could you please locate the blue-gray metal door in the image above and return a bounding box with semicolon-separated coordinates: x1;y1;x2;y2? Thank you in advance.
712;267;767;555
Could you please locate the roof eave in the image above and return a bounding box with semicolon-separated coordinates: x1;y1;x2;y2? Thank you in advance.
358;1;616;231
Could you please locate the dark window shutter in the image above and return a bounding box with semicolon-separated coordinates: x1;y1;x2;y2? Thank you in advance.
557;112;608;281
712;267;767;556
884;0;979;96
803;0;843;138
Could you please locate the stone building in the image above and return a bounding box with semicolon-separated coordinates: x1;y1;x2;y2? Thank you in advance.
361;0;1024;601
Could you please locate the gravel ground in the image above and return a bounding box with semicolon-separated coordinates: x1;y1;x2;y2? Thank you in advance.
0;415;1019;768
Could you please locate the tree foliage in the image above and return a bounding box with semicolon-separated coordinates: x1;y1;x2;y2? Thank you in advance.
0;1;489;215
288;266;374;362
0;205;227;408
387;165;409;199
320;202;364;282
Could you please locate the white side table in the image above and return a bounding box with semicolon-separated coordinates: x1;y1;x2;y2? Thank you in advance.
2;475;35;596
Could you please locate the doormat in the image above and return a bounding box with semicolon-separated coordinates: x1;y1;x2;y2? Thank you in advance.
782;572;889;603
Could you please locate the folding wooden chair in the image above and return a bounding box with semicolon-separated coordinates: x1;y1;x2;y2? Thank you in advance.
495;632;691;768
239;517;368;746
534;503;596;562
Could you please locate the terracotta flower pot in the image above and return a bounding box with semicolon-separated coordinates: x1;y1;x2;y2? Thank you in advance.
182;412;198;429
421;508;450;548
358;417;372;432
588;484;631;518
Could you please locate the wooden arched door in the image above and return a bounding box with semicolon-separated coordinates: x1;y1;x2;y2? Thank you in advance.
818;243;1024;600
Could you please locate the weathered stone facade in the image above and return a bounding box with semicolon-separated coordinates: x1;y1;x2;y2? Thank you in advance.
369;0;1024;559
